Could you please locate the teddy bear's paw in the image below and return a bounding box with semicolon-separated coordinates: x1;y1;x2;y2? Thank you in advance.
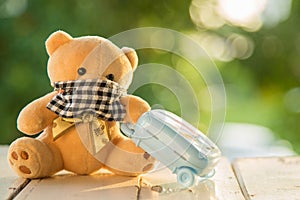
103;144;156;176
105;153;156;177
10;150;32;175
8;137;53;178
142;152;155;171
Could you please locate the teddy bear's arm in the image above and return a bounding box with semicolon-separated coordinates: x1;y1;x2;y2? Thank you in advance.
17;91;58;135
120;95;151;124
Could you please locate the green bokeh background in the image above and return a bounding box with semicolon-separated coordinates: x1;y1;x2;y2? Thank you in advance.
1;0;300;153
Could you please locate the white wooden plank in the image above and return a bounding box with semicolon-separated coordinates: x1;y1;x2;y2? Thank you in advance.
140;157;245;200
0;145;29;200
233;156;300;200
14;171;140;200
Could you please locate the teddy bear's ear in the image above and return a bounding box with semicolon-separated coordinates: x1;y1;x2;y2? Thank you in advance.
45;30;73;56
122;47;138;71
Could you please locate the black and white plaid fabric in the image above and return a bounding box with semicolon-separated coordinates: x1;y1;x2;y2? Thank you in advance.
47;79;127;121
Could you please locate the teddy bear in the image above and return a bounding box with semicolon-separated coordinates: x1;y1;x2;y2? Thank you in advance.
8;30;156;179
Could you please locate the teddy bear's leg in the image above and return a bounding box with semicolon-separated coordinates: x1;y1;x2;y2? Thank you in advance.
54;124;104;175
8;136;63;179
99;137;156;176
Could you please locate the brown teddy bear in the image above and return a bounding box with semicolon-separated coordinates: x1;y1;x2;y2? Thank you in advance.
8;30;155;179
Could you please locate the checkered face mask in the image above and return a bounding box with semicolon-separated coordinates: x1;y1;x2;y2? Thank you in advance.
47;79;127;121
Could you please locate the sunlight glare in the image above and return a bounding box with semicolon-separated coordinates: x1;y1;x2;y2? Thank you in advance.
262;0;292;28
217;0;267;30
189;0;225;29
218;0;267;23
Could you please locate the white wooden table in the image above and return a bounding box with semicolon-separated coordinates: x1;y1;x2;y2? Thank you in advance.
1;145;300;200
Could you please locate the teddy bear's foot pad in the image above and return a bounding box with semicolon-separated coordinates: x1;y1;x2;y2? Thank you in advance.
19;165;32;174
8;137;60;178
9;149;38;178
10;150;32;174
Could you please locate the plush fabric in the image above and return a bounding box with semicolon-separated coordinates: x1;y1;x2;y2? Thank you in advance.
8;30;155;179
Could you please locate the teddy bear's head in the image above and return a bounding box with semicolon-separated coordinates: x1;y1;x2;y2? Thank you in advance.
45;30;138;88
44;30;142;122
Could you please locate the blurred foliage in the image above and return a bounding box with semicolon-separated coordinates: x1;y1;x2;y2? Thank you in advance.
0;0;194;143
219;1;300;153
0;0;300;154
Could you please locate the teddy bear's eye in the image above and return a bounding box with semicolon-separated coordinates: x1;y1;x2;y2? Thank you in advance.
106;74;114;81
77;67;86;76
